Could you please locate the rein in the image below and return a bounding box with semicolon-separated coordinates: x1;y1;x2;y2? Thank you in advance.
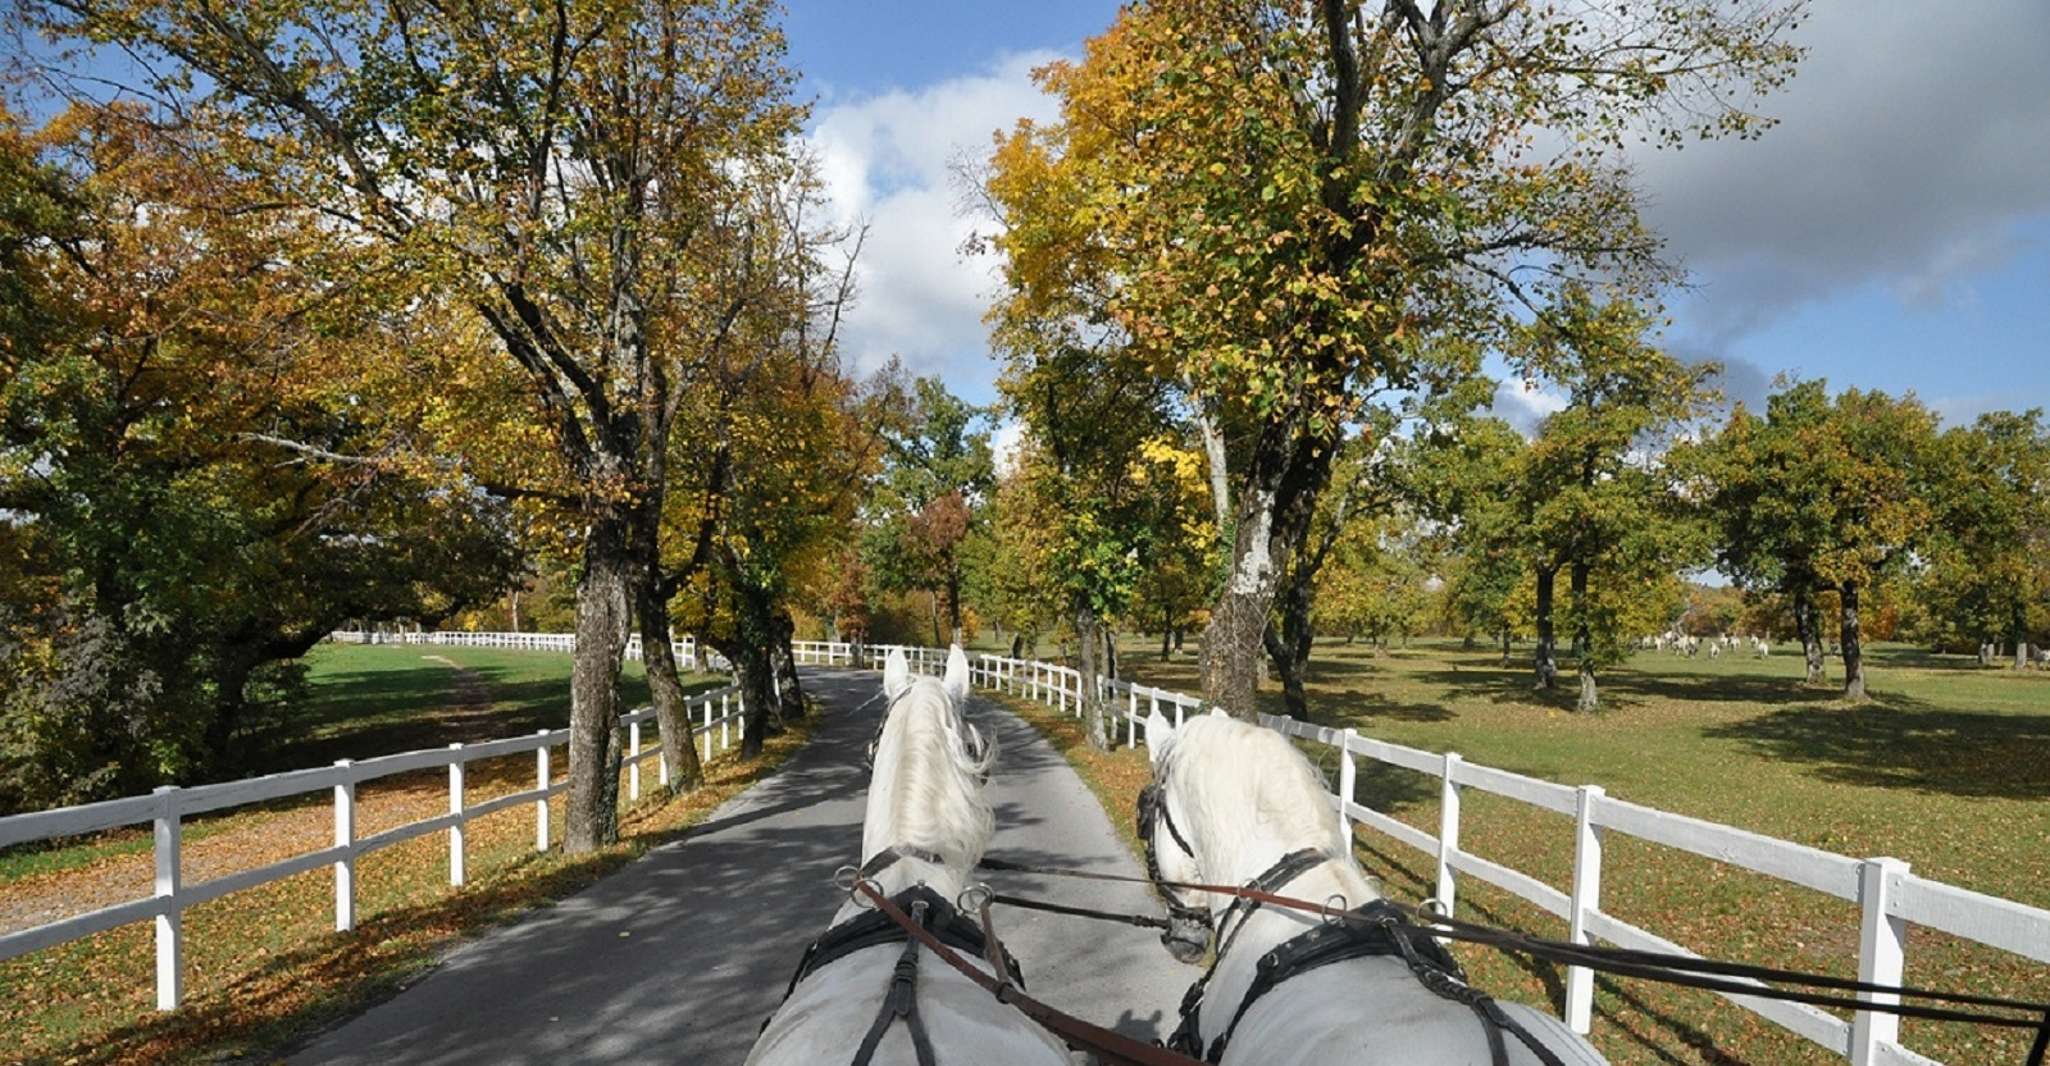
975;852;2050;1059
852;878;1207;1066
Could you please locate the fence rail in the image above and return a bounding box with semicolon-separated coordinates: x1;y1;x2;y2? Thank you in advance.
0;670;748;1011
958;649;2049;1066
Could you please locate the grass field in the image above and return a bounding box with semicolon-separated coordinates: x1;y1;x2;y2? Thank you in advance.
0;644;778;1066
997;636;2050;1065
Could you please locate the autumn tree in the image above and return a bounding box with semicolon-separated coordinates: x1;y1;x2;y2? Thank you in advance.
862;377;995;645
0;106;517;811
1683;381;1941;700
985;0;1804;715
1918;411;2050;668
23;0;808;849
1507;290;1711;711
1423;417;1533;664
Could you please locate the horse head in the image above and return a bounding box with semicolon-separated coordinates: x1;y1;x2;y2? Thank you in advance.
1138;709;1221;964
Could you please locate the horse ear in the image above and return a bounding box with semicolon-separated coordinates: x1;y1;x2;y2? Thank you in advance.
883;648;911;701
1144;709;1176;764
943;644;970;703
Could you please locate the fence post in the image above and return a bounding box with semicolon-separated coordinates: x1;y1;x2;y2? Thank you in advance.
1565;784;1606;1033
1174;697;1185;730
1059;670;1068;714
1852;857;1910;1065
721;698;731;751
703;700;714;761
1435;752;1462;916
739;691;746;740
333;760;356;932
153;785;182;1011
1338;729;1358;836
659;713;672;789
447;743;466;886
535;731;550;851
1127;686;1139;747
628;718;642;802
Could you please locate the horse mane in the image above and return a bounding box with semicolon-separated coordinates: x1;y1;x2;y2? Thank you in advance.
878;677;997;871
1163;713;1360;883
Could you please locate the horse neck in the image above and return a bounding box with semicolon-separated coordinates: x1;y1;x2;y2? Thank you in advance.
1199;837;1381;1046
836;683;982;923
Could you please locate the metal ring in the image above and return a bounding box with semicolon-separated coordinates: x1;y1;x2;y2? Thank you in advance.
1321;893;1350;925
831;864;861;892
1420;896;1450;919
957;883;994;913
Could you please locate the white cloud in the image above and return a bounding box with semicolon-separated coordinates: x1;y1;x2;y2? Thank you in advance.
989;419;1027;477
1623;1;2050;345
1491;377;1568;436
809;51;1066;389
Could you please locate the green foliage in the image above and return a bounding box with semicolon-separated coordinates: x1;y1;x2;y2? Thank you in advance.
1913;410;2050;653
861;375;994;639
1681;380;1943;605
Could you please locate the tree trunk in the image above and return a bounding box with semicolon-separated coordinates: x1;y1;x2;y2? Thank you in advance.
1570;562;1596;712
2015;607;2031;670
1193;400;1233;535
1199;410;1341;717
1073;600;1109;750
566;512;631;853
1794;586;1827;685
509;588;522;633
733;641;778;759
1264;565;1316;720
929;591;943;647
1173;627;1184;653
1533;566;1559;690
1499;628;1512;667
1160;624;1172;661
771;611;806;722
947;569;964;645
636;580;703;794
1103;625;1118;680
1841;581;1867;702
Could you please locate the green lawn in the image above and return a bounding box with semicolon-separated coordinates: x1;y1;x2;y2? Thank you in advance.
1060;637;2050;1065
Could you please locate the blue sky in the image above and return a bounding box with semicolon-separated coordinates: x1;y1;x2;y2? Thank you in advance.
783;1;2050;426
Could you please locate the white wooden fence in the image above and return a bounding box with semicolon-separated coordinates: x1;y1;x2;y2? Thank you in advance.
961;651;2050;1066
6;632;2042;1066
334;628;732;671
0;678;748;1012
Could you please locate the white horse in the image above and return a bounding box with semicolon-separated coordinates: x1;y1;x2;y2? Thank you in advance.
1140;709;1606;1066
748;647;1069;1066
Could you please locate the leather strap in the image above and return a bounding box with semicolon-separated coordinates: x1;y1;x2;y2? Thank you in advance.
857;879;1206;1066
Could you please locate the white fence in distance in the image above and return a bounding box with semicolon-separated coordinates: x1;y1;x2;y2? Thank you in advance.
965;651;2049;1066
0;673;750;1011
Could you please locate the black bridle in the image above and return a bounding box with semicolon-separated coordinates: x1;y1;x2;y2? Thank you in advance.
1137;770;1566;1065
1136;777;1214;935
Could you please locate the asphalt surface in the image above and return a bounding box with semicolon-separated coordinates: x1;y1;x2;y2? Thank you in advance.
292;668;1189;1064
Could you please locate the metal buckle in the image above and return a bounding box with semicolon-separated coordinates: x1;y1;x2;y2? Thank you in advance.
957;883;994;913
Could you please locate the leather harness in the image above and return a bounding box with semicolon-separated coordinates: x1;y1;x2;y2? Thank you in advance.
1141;779;1568;1066
771;846;1026;1066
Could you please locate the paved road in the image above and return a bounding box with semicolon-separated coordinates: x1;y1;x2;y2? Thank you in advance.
293;668;1188;1064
